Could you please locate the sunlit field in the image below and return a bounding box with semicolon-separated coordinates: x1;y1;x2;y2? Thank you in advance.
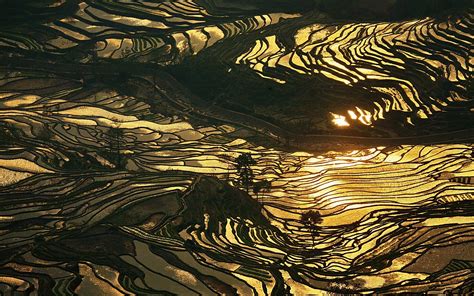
0;0;473;294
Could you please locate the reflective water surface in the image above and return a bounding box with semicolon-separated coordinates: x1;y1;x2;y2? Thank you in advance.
0;1;473;294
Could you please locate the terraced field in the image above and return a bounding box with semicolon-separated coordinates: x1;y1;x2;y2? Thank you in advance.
236;12;472;127
0;0;473;295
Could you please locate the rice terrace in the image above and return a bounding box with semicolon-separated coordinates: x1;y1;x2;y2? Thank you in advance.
0;0;473;295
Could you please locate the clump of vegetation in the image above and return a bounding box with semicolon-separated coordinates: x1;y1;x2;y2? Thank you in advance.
105;127;127;170
0;122;21;145
0;123;13;145
234;153;256;193
177;176;270;232
233;153;272;203
301;210;323;247
253;180;271;203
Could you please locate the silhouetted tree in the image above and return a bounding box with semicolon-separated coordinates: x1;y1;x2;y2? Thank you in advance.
253;180;271;203
301;210;323;247
234;153;256;193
